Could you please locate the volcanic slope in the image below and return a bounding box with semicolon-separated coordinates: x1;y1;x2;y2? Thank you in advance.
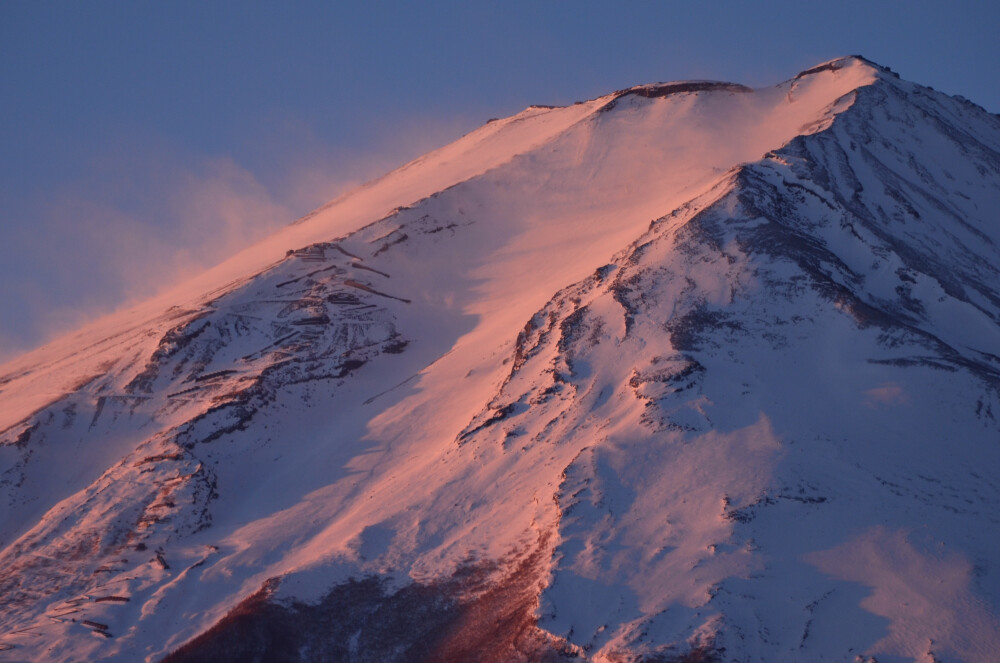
1;56;999;662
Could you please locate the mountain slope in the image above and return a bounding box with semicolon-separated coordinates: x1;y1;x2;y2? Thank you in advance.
1;57;999;663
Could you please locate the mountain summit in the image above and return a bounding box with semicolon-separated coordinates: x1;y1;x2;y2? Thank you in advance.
2;56;999;662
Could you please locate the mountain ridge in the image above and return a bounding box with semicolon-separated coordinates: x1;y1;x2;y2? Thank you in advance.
2;56;999;662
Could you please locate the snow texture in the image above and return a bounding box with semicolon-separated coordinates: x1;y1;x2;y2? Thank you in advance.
1;56;999;663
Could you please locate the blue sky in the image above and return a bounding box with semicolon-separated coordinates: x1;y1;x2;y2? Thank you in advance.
2;1;998;361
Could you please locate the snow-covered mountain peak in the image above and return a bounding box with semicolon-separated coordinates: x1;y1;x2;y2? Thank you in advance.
793;53;892;79
2;59;999;663
0;56;882;432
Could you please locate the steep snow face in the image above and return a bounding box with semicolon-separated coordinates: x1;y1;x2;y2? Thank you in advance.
2;56;999;663
479;84;1000;659
0;55;876;434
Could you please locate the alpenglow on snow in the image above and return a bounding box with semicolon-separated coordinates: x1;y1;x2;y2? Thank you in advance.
1;56;999;663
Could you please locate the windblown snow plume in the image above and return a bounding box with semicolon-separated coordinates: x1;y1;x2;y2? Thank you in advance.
2;56;999;662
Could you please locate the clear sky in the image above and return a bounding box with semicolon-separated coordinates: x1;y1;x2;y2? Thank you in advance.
2;1;998;362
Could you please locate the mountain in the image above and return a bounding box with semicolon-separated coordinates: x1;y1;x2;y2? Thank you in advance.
2;56;1000;663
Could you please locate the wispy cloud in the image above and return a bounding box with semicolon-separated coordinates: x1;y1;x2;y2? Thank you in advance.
0;112;478;364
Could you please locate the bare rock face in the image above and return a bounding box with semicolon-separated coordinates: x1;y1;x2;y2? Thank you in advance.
2;57;999;662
